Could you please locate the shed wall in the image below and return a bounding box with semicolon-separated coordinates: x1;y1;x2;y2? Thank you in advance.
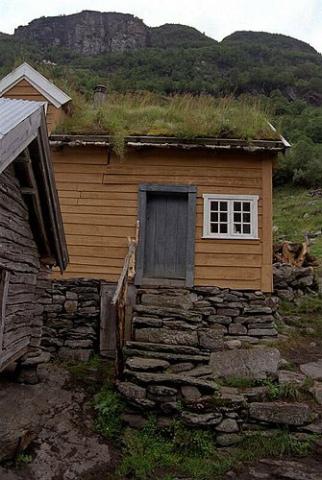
52;146;273;291
0;165;43;371
2;79;64;133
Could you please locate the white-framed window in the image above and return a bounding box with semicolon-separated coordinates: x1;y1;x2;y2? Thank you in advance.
203;194;259;240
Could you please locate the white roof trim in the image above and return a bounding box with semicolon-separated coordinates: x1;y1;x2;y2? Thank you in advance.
0;62;71;109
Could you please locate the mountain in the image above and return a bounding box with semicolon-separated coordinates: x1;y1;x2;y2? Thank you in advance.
1;10;322;105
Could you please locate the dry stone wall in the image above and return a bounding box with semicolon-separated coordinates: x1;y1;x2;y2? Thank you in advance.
40;279;113;362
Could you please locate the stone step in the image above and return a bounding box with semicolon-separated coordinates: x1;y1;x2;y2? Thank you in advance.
125;341;208;355
123;346;210;364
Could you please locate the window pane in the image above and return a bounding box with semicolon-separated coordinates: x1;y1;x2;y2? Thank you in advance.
220;201;228;211
210;201;218;211
243;202;251;212
220;224;228;234
220;212;227;222
211;212;218;222
211;223;218;233
234;212;241;222
243;224;251;234
234;223;242;234
243;212;251;223
234;202;241;211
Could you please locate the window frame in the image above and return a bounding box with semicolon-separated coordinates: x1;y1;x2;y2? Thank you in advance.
202;194;259;240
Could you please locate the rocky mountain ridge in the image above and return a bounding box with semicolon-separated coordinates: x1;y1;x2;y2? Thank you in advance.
14;10;216;55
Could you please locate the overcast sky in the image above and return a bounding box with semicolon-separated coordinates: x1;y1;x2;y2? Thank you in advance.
0;0;322;52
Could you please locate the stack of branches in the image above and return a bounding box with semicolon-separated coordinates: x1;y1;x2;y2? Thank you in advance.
273;238;318;267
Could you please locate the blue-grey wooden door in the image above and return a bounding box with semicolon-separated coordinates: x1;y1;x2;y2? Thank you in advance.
143;192;188;280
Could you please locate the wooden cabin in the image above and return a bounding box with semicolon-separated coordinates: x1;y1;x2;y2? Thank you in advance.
0;62;71;134
0;98;68;372
0;65;290;294
49;135;289;293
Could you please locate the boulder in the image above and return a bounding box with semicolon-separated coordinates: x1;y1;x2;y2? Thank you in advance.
249;402;312;426
209;348;280;380
300;359;322;380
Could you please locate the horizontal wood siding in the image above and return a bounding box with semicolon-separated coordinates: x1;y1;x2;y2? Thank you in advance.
52;147;273;291
3;79;64;134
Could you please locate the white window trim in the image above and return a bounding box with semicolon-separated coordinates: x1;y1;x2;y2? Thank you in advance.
202;194;259;240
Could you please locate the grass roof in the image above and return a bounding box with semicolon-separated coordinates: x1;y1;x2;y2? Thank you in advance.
55;93;280;155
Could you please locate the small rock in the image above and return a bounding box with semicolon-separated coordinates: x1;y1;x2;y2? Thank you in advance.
215;418;239;433
249;402;312;426
121;413;146;429
181;386;201;402
225;340;242;350
181;411;222;427
278;370;306;386
117;381;147;400
64;300;78;313
309;382;322;405
208;315;232;325
167;362;194;373
229;324;247;335
300;359;322;380
216;433;242;447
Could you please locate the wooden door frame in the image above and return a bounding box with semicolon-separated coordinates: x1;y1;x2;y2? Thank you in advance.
135;184;197;288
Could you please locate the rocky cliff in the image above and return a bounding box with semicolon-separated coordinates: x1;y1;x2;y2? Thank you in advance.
15;10;150;54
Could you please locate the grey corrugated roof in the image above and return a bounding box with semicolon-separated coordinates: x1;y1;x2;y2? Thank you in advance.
0;98;44;173
0;97;43;137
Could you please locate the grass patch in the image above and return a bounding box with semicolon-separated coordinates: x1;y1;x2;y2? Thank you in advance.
117;419;317;480
273;186;322;259
56;93;278;156
15;453;32;467
94;386;125;441
63;355;115;394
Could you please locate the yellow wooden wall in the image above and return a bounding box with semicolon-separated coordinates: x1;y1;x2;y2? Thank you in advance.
2;79;65;134
52;146;274;292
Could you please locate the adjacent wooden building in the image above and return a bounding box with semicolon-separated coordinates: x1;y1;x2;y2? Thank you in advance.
0;98;68;371
0;62;71;134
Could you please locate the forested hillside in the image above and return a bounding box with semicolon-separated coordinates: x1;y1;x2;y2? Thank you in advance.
1;11;322;186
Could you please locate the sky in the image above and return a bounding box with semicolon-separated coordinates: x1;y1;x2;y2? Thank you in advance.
0;0;322;52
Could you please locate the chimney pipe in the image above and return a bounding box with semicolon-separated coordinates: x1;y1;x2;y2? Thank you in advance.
94;85;107;107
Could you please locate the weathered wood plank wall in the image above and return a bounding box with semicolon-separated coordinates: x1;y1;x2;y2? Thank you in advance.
0;166;42;371
52;146;273;291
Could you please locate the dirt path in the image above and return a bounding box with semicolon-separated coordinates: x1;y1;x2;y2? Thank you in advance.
0;364;117;480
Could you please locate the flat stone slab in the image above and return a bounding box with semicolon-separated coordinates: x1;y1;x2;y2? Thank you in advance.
124;370;218;392
209;347;280;380
300;359;322;380
278;370;306;386
249;402;312;426
125;357;170;371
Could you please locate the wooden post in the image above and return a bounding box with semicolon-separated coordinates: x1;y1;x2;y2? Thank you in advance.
100;283;116;359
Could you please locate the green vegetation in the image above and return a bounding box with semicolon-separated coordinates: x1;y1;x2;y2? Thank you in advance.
56;93;277;155
117;419;315;480
93;386;124;441
273;186;322;258
15;453;32;467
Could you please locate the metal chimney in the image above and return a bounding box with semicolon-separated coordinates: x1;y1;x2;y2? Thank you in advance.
94;85;107;107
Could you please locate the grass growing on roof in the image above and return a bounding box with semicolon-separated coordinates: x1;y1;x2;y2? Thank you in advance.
55;92;278;155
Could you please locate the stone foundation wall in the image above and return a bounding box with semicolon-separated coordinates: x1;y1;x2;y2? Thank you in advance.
273;263;317;300
40;279;105;362
117;286;320;443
